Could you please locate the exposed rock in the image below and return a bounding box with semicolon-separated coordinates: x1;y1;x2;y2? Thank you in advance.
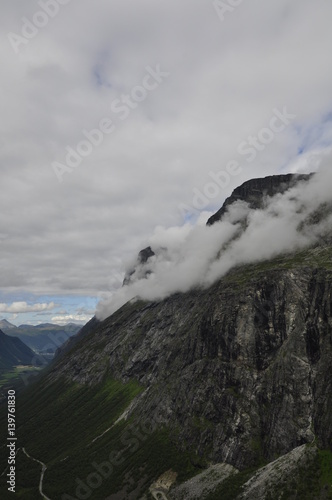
238;444;317;499
48;257;332;470
207;173;312;225
149;469;178;498
169;463;238;499
123;246;156;285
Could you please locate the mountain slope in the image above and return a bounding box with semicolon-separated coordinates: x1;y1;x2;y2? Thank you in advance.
0;322;81;354
0;319;17;331
47;251;332;465
0;248;329;499
0;329;35;371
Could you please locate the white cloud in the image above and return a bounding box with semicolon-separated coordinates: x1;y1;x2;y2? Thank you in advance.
51;314;92;325
0;301;55;313
1;0;332;321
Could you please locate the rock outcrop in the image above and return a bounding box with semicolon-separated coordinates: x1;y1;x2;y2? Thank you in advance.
123;246;156;286
207;173;312;225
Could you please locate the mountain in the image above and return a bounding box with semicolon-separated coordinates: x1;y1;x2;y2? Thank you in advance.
0;322;82;354
206;173;312;225
0;329;35;372
123;246;156;285
1;173;332;499
0;319;17;331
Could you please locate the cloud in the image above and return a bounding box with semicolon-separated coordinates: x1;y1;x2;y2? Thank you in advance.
1;0;332;322
0;301;56;313
51;314;92;325
96;162;332;319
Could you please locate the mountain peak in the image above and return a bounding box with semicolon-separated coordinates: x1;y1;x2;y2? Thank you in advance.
207;173;313;225
0;319;17;329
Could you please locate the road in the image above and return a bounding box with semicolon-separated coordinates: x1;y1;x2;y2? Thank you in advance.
22;447;51;500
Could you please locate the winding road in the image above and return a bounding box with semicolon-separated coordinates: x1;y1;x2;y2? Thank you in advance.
22;447;51;500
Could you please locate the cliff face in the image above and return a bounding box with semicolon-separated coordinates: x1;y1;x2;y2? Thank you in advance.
207;173;312;225
123;246;155;286
50;254;332;471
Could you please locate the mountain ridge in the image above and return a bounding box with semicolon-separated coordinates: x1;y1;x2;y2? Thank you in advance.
207;173;313;225
0;329;35;372
0;320;81;354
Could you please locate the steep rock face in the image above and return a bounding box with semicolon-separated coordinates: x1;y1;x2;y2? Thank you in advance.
123;174;314;284
169;462;238;499
123;246;156;285
238;444;319;500
49;254;332;471
207;173;312;225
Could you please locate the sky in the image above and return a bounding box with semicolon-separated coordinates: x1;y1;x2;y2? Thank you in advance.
1;0;332;325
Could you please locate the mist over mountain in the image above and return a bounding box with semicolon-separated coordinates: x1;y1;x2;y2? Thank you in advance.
97;163;332;320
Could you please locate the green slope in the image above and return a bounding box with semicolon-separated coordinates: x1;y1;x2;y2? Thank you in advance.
0;375;203;499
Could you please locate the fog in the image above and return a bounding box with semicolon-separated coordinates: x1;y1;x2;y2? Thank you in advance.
96;161;332;319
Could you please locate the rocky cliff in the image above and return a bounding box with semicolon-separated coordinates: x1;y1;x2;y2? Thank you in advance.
123;246;156;286
207;173;313;225
51;251;332;469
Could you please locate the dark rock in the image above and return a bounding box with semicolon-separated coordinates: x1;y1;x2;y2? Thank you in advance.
48;262;332;470
123;246;155;286
207;173;313;226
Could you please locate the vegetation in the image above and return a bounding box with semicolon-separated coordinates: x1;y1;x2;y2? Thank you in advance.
0;375;205;499
222;245;332;289
0;366;42;390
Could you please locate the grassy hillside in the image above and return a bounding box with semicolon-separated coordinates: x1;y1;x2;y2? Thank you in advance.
0;375;203;499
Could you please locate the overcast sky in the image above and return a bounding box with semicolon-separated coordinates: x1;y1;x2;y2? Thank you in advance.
1;0;332;326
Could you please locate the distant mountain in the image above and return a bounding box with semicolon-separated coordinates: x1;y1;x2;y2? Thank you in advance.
0;319;17;330
0;321;82;354
0;329;35;371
